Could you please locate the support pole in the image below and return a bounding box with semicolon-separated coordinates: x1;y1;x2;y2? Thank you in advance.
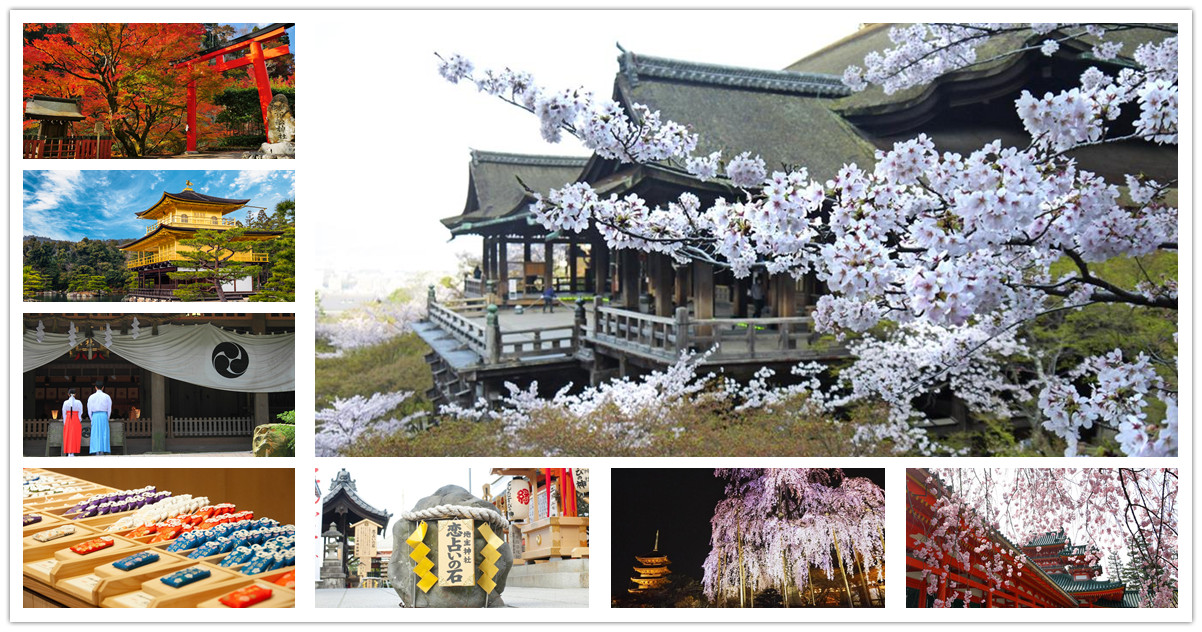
543;242;555;293
620;250;640;310
150;372;167;452
249;41;274;132
568;239;578;293
693;261;714;340
832;530;855;608
593;242;610;298
497;239;509;305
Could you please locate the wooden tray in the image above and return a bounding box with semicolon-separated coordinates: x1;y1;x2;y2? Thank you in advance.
102;562;239;608
26;536;146;585
62;549;195;606
196;579;295;608
21;512;63;536
23;523;102;563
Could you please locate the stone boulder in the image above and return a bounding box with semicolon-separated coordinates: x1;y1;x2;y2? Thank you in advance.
243;93;295;159
251;423;294;457
389;484;513;608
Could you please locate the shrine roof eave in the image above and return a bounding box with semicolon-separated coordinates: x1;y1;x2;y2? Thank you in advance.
118;225;283;251
322;487;392;533
136;190;252;218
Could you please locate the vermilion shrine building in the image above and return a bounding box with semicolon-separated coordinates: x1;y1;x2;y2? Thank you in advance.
906;468;1137;608
420;24;1176;428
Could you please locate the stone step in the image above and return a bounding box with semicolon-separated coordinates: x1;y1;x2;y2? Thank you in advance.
506;558;590;589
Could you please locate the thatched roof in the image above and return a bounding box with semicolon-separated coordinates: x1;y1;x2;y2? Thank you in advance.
612;51;879;182
788;23;1177;118
442;150;588;234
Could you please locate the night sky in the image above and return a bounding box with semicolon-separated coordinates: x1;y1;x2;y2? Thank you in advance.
611;468;885;597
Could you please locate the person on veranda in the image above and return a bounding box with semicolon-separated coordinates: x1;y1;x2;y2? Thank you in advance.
542;284;557;313
61;388;82;457
87;380;113;456
751;275;767;318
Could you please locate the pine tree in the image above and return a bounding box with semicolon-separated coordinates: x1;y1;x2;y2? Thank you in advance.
169;228;262;301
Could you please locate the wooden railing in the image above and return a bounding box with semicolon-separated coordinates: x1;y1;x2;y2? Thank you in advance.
441;296;488;317
463;277;484;297
588;299;828;363
498;326;577;361
23;137;115;159
428;300;488;356
426;287;583;365
25;417;219;439
127;250;268;268
170;416;255;437
591;306;681;361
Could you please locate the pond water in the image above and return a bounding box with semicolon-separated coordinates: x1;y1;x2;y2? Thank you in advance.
27;293;127;302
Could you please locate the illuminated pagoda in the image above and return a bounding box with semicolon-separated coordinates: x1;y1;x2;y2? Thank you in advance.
118;181;282;300
906;469;1137;608
629;530;672;595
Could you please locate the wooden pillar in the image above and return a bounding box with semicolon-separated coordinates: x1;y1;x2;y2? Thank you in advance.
543;242;555;292
652;255;674;317
733;277;748;318
568;240;578;293
620;250;640;310
248;40;274;131
482;237;492;280
150;372;167;452
498;239;509;304
776;275;797;317
252;314;269;427
523;242;533;293
594;243;610;298
674;263;688;307
693;261;714;338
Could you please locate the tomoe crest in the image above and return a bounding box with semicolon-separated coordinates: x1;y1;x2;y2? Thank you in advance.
212;342;250;378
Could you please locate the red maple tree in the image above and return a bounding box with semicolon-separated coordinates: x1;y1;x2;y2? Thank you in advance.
23;23;230;157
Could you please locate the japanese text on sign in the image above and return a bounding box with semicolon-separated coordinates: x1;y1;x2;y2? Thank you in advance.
437;519;475;587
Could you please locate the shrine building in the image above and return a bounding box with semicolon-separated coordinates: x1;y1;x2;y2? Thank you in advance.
418;23;1176;430
906;468;1138;608
119;182;282;301
322;469;392;586
22;313;294;456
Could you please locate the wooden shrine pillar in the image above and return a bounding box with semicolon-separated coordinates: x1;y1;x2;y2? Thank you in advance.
523;242;533;293
568;240;578;293
674;262;689;307
482;237;493;281
497;239;509;303
248;41;275;131
732;276;748;318
543;242;555;292
252;314;270;427
150;371;167;452
693;261;714;337
593;243;610;298
652;254;674;317
619;250;641;310
776;275;797;317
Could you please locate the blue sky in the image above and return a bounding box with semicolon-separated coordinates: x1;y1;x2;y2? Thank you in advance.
225;23;296;54
23;169;295;241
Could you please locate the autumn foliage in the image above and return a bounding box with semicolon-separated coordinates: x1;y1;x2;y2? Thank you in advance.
23;23;230;156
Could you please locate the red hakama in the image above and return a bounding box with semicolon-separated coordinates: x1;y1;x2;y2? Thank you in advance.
63;409;82;455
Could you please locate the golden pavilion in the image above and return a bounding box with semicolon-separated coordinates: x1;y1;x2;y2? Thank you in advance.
119;182;281;300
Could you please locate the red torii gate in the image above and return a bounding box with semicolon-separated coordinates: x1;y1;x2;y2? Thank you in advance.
173;23;293;153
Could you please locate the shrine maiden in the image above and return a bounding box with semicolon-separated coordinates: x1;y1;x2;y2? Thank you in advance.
61;389;82;457
87;380;113;455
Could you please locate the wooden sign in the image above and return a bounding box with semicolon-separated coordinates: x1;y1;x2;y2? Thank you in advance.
436;519;475;587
